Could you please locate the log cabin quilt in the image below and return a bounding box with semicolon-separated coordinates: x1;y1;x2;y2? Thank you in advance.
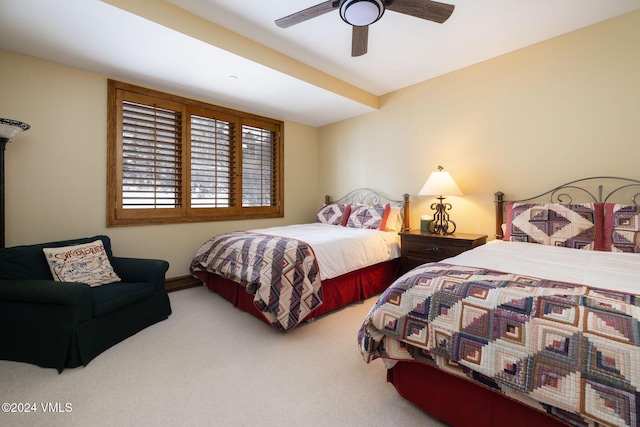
358;263;640;427
190;231;322;331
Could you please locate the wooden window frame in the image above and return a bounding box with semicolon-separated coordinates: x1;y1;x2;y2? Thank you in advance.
107;80;284;226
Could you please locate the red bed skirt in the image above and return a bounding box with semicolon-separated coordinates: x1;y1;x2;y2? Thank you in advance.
387;361;571;427
192;259;400;326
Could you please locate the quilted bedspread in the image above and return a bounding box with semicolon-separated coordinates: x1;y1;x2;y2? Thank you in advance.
358;263;640;427
190;231;322;331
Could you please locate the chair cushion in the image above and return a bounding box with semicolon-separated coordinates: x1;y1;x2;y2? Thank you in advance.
91;281;154;317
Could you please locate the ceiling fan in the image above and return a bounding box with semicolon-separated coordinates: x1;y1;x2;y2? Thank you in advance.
275;0;455;57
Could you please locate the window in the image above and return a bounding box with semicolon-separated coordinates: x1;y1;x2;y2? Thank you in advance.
107;80;283;226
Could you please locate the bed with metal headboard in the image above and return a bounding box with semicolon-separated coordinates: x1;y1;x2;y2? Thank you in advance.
326;188;410;231
495;176;640;239
359;176;640;427
191;188;410;331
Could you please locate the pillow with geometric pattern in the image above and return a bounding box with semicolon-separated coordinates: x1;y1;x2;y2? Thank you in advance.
346;204;390;230
503;202;603;250
603;203;640;253
315;203;351;226
43;240;121;286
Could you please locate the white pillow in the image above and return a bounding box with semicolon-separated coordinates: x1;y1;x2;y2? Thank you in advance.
43;240;121;287
384;206;403;232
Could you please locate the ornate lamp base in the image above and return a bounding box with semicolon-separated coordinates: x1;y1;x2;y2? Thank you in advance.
427;196;457;235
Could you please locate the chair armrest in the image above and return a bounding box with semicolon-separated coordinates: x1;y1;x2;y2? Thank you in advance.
110;257;170;292
0;279;93;329
0;279;91;306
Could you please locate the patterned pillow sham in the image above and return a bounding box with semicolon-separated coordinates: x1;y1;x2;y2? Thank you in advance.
316;203;351;226
346;204;390;230
43;240;121;287
603;203;640;253
503;202;603;250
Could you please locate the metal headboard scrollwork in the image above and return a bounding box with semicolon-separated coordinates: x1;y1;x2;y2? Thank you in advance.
495;176;640;239
325;188;411;231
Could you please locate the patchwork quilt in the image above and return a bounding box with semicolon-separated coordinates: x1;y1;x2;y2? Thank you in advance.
358;263;640;427
190;231;322;331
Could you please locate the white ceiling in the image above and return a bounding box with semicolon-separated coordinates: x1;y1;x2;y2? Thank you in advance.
1;0;639;127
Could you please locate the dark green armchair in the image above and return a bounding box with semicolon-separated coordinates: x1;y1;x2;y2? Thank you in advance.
0;235;171;372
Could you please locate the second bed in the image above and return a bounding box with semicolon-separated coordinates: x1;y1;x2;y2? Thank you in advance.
190;188;409;331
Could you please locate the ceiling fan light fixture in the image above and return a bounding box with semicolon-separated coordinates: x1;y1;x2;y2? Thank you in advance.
339;0;385;27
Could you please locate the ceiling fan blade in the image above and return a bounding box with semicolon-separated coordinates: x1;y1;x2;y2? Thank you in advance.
351;25;369;57
387;0;455;24
275;1;337;28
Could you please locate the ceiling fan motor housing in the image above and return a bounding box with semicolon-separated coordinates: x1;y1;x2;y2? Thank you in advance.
339;0;386;27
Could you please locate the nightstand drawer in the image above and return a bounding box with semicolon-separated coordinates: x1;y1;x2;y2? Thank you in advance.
404;239;468;261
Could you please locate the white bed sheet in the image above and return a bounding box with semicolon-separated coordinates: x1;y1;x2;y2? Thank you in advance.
250;223;401;281
445;240;640;295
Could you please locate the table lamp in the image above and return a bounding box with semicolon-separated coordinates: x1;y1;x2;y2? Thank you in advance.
418;165;463;235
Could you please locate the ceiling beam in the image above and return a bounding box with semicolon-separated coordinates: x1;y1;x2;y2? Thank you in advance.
100;0;379;110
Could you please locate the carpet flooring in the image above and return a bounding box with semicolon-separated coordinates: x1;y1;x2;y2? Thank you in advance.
0;285;447;426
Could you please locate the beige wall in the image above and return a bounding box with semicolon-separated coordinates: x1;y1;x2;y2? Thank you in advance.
2;9;639;277
318;10;640;239
0;49;319;277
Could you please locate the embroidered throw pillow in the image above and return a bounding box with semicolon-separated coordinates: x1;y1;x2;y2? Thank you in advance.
503;202;602;250
603;204;640;253
43;240;121;286
346;204;390;230
315;203;351;226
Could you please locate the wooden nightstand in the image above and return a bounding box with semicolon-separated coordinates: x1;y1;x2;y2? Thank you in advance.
399;230;487;274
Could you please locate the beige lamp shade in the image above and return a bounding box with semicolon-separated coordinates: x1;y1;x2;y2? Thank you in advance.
418;166;463;197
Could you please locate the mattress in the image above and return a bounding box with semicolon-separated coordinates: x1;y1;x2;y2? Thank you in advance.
445;239;640;294
249;223;401;280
